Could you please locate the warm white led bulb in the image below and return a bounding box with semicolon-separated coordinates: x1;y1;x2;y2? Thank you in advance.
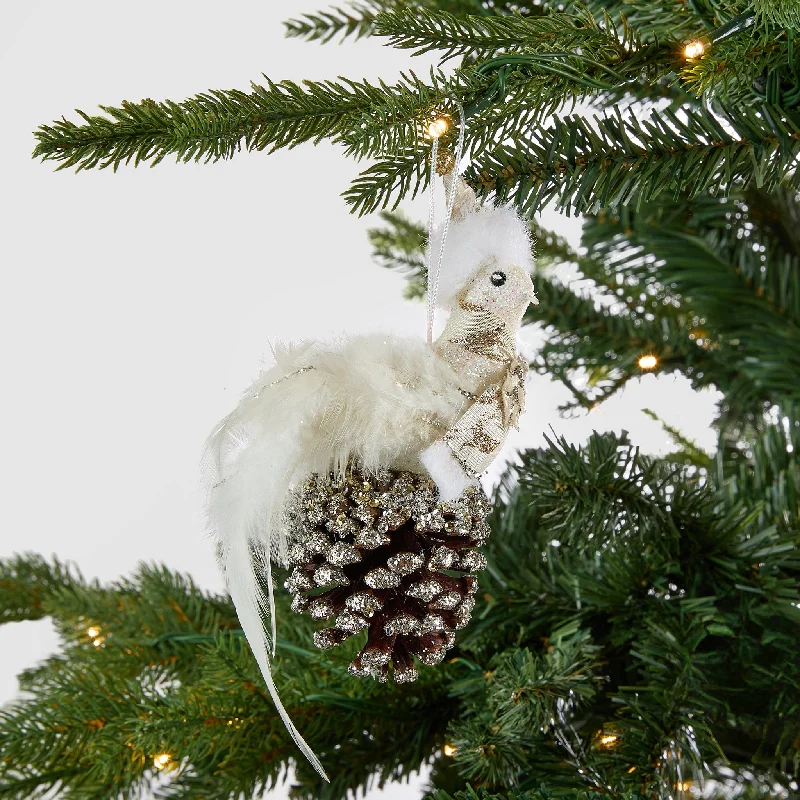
153;753;172;771
684;40;705;59
638;354;658;370
428;117;449;138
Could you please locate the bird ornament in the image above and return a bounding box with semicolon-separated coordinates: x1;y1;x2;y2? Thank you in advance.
202;175;538;780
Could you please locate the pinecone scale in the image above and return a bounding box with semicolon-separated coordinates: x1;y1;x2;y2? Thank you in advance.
283;463;491;683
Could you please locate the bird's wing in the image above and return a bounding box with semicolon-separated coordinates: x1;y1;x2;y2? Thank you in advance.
201;333;465;781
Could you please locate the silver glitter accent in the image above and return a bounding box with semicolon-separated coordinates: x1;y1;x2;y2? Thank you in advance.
313;564;350;587
326;496;348;517
459;596;476;615
428;545;458;571
421;613;447;632
430;591;461;610
471;521;492;542
407;579;444;603
335;610;369;634
353;506;378;525
308;598;335;620
360;649;391;669
348;660;372;678
377;518;390;534
445;631;456;648
417;646;446;666
313;629;343;649
290;594;309;614
365;567;401;589
453;612;470;629
465;576;479;595
394;666;419;684
387;551;424;575
305;531;331;555
459;551;487;571
286;544;308;565
384;613;421;636
414;508;446;532
285;567;314;592
383;510;411;529
345;592;382;617
327;542;362;566
328;513;359;537
453;597;476;629
353;527;390;549
374;467;393;485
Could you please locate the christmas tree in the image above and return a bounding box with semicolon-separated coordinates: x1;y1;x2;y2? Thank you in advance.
3;1;799;798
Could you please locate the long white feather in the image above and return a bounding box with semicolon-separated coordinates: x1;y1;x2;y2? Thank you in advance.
203;334;466;780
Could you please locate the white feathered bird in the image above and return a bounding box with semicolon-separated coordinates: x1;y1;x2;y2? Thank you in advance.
202;177;537;780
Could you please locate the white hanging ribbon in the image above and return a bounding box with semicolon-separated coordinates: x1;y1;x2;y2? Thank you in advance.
426;101;466;346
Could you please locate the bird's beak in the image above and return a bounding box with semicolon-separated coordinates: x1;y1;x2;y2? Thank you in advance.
523;271;539;305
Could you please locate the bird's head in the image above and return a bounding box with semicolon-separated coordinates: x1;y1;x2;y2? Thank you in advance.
458;260;538;328
432;175;538;331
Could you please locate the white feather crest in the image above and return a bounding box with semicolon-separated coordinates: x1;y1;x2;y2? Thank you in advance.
202;333;466;780
430;202;534;311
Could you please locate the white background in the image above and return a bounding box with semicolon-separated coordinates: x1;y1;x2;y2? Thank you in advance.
0;2;721;797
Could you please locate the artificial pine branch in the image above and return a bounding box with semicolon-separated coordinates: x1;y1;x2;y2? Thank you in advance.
581;0;707;41
641;408;714;470
0;553;86;623
465;103;800;217
374;5;643;62
581;189;800;413
367;210;428;298
3;418;799;798
752;0;800;27
31;71;482;173
284;0;503;44
716;408;800;530
285;1;408;44
681;24;800;104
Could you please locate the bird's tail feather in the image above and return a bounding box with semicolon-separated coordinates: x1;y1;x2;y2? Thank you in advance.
226;537;329;781
203;344;330;781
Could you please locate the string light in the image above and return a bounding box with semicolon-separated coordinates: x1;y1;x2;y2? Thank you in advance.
92;635;105;647
676;780;693;793
86;626;100;638
443;743;458;756
427;116;449;139
153;753;172;771
638;354;658;370
684;40;705;59
592;727;622;750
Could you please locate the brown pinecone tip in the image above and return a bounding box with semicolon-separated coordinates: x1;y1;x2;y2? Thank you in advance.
283;463;491;683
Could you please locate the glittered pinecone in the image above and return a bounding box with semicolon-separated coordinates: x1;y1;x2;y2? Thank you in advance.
282;462;491;684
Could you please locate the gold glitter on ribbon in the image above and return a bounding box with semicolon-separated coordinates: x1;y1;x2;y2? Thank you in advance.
440;310;528;477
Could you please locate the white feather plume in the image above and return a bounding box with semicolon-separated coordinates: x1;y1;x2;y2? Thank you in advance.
430;202;534;311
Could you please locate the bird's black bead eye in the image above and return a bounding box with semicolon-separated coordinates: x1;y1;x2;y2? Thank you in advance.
490;270;507;287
